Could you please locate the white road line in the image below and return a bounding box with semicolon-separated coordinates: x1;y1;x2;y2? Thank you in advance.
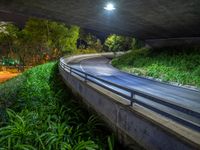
79;62;85;72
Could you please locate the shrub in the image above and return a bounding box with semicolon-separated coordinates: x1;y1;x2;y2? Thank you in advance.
0;62;114;149
112;48;200;87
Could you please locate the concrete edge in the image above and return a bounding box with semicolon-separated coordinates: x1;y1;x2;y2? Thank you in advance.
85;81;200;149
60;51;127;64
59;53;200;149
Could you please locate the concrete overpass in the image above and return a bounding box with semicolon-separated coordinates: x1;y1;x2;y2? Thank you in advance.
0;0;200;47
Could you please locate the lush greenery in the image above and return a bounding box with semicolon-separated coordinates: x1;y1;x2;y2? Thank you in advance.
79;31;103;51
74;49;98;55
0;18;138;69
104;34;134;53
0;62;117;149
112;48;200;88
0;19;80;66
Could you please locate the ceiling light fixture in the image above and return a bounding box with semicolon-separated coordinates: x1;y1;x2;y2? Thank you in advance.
104;3;115;11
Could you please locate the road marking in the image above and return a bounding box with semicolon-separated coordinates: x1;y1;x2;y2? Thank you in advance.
79;62;85;72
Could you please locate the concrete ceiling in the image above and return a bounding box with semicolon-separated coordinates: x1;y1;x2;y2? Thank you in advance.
0;0;200;45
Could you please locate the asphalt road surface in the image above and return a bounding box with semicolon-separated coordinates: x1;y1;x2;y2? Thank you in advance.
64;55;200;131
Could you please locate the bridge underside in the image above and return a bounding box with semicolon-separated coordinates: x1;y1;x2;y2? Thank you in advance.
0;0;200;47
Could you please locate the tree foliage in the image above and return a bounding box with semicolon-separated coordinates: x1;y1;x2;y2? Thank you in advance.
79;30;102;51
0;22;19;57
23;18;79;55
0;19;141;67
64;25;80;52
104;34;133;53
0;18;80;66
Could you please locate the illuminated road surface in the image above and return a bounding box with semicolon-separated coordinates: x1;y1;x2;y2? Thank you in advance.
64;56;200;131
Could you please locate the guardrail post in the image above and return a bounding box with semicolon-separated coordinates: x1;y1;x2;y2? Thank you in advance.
70;67;72;74
85;74;88;82
130;91;135;106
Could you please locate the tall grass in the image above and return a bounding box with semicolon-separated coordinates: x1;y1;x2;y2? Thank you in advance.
0;62;117;149
112;48;200;88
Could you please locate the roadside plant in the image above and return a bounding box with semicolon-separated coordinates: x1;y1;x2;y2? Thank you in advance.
0;62;116;149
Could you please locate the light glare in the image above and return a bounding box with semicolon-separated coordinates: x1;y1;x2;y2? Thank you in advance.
104;3;115;11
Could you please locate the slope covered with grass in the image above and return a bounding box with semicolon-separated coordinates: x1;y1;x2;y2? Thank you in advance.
0;62;115;149
112;48;200;88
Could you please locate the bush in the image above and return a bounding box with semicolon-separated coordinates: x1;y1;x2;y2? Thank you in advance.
0;62;114;149
104;34;133;53
112;48;200;88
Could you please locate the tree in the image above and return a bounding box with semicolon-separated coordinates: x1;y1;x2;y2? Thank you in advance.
15;30;34;67
19;18;47;65
48;21;69;58
85;34;102;51
22;18;80;63
104;34;132;53
79;31;102;51
64;25;80;53
0;18;81;67
0;22;19;57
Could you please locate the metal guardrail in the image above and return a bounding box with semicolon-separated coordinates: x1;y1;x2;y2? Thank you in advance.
59;60;200;132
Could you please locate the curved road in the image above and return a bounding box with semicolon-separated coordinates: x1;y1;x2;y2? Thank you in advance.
64;55;200;131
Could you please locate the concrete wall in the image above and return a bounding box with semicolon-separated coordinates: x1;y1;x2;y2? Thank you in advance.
59;65;200;150
146;37;200;48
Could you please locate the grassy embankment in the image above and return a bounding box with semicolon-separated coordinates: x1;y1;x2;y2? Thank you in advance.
112;48;200;88
0;62;117;149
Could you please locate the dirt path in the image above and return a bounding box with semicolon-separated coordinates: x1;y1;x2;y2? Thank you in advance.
0;71;20;83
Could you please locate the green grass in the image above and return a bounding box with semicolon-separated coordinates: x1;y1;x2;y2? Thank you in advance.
73;49;98;54
112;48;200;88
0;62;117;149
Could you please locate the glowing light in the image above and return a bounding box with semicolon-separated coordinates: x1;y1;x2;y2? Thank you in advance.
104;3;115;11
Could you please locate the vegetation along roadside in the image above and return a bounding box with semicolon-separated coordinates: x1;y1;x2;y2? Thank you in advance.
112;47;200;89
0;62;133;149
